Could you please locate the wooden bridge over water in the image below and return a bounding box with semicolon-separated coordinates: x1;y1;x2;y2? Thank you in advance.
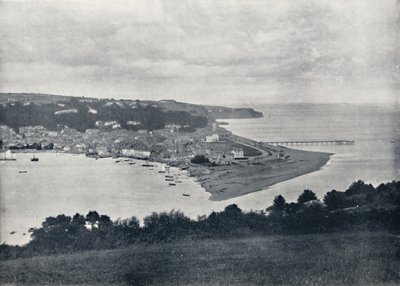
265;140;355;146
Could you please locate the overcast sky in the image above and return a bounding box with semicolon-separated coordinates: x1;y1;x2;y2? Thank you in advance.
1;0;399;105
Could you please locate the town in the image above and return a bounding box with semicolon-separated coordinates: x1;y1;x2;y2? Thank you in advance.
0;94;330;201
0;120;280;165
0;116;331;202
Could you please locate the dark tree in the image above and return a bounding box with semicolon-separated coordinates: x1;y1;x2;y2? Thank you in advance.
143;211;192;242
85;211;100;229
224;204;242;216
43;142;54;150
191;155;210;164
323;190;346;210
29;214;72;253
71;213;85;225
273;195;286;210
297;189;317;204
345;180;376;196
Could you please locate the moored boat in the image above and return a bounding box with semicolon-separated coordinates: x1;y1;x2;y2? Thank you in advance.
142;164;155;167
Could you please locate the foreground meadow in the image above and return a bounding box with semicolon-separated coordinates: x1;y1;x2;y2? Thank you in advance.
1;231;399;286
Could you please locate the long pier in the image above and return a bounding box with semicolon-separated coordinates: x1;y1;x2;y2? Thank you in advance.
265;140;355;146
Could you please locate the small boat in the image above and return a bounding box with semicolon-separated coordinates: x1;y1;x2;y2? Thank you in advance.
31;155;39;162
115;160;121;163
19;170;27;173
129;162;136;165
165;178;174;181
169;183;176;186
165;175;174;178
142;164;155;167
182;194;190;197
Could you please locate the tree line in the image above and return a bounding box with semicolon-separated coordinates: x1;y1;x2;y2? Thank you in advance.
1;180;399;259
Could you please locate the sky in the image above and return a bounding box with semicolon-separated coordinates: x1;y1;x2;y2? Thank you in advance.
1;0;400;105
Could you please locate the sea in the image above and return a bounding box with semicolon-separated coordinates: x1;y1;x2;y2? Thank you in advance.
1;103;399;245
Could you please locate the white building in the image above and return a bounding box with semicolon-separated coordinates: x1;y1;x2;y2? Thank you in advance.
97;147;110;156
277;150;285;159
127;121;142;126
104;121;118;127
121;149;151;159
54;109;78;115
231;148;244;159
47;131;58;137
19;125;45;134
88;106;97;114
205;133;219;143
85;129;100;136
165;124;181;133
0;150;14;160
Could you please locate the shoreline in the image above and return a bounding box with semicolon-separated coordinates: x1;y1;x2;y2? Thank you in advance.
5;132;333;202
185;133;333;201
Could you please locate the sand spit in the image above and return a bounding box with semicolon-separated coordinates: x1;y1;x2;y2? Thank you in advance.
187;136;332;201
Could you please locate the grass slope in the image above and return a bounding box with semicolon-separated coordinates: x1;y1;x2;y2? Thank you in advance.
1;232;399;286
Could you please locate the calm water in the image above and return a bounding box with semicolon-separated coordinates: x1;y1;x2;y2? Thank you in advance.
1;104;399;245
222;104;400;203
0;154;228;245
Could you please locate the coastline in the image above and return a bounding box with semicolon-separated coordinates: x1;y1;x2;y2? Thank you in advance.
5;129;332;202
185;133;332;201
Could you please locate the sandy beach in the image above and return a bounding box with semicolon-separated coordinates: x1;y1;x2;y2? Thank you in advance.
187;135;332;201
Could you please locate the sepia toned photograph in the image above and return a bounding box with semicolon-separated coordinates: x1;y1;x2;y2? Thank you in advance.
0;0;399;285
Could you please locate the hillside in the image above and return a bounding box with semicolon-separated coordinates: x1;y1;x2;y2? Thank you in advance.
0;93;263;132
0;94;207;132
1;180;399;285
1;232;399;285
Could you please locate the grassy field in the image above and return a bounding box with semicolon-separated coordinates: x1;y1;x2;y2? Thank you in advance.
1;232;399;286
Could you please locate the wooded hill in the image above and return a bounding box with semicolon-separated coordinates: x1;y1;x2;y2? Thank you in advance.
0;93;263;132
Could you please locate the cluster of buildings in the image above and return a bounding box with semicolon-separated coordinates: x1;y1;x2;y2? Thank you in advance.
0;122;248;165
